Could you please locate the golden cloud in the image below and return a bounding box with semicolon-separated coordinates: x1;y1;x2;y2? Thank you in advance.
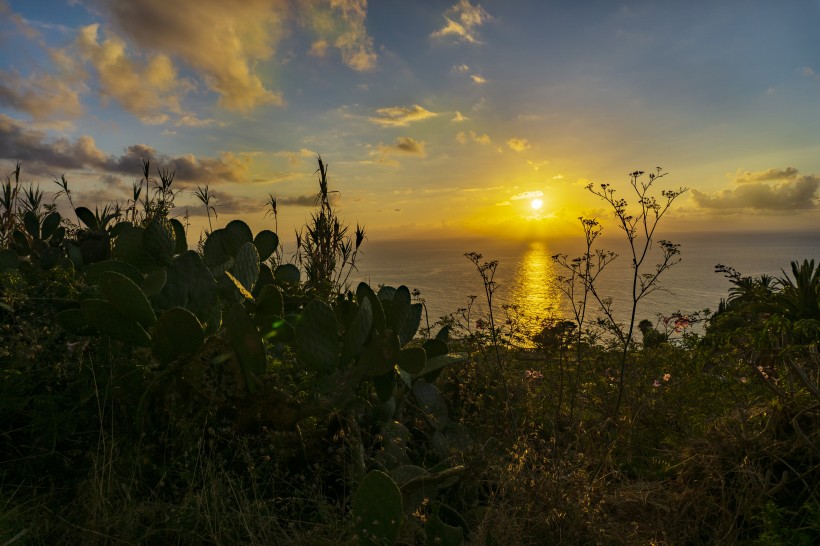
76;24;187;123
96;0;285;112
369;105;439;127
300;0;377;71
431;0;492;44
456;130;491;145
506;137;531;152
470;74;487;84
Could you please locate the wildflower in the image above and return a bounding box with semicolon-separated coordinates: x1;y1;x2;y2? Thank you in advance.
663;373;671;382
653;379;661;388
525;370;543;380
674;315;691;332
739;377;748;384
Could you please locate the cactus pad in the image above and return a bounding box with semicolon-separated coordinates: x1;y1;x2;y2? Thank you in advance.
152;307;204;364
253;229;279;261
351;470;403;546
294;299;340;374
100;271;157;327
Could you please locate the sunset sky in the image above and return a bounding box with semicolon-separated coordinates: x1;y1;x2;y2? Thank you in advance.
1;0;819;242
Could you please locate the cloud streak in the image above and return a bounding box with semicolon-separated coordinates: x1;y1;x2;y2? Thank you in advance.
0;114;250;183
369;105;438;127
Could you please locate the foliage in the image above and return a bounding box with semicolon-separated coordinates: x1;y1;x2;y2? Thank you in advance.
1;160;818;545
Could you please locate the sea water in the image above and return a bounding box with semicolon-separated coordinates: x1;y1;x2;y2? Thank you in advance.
354;231;820;338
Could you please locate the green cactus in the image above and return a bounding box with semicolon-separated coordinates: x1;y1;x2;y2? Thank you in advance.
358;330;400;377
41;211;61;240
113;225;150;268
351;470;403;546
231;241;259;292
274;263;300;285
253;229;279;261
100;271;157;327
412;380;449;430
225;302;266;394
356;282;386;336
294;299;340;375
81;298;151;347
252;263;274;297
152;307;204;365
23;211;40;239
255;285;284;330
144;217;175;265
140;268;167;297
224;219;253;255
153;251;218;321
169;218;187;254
203;228;231;267
74;206;99;231
397;347;426;374
425;505;465;546
342;297;373;362
83;259;143;286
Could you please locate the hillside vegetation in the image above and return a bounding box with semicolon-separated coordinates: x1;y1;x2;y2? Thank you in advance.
0;160;817;545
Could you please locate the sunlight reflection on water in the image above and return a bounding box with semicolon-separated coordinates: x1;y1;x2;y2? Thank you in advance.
507;241;564;341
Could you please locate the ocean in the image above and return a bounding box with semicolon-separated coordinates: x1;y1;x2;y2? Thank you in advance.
353;231;820;338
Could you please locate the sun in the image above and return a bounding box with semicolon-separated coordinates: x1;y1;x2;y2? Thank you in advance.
530;198;543;210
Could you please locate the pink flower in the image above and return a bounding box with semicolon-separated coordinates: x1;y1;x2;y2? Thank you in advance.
653;379;661;388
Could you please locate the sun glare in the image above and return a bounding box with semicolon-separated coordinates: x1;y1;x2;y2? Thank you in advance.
530;198;543;210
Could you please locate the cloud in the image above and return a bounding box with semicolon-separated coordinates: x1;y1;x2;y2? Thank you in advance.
455;130;490;145
369;104;438;127
451;111;468;122
0;70;85;121
300;0;377;72
94;0;285;112
76;24;188;123
0;114;250;183
690;167;819;211
452;64;470;73
511;190;543;201
527;160;549;171
377;137;426;156
506;137;531;152
470;74;487;84
274;148;316;166
431;0;492;45
800;66;817;78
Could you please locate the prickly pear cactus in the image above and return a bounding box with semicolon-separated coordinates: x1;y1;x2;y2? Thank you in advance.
100;271;157;328
294;299;340;374
225;303;266;394
144;217;175;265
231;241;260;292
253;229;279;261
351;470;403;546
80;298;151;347
152;307;204;365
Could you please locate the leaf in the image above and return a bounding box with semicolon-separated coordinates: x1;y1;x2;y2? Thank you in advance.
75;206;99;231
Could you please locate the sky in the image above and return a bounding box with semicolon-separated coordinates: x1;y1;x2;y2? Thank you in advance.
1;0;819;243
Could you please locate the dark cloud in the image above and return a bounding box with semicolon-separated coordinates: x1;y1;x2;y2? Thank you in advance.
691;167;819;211
377;137;426;157
0;114;250;183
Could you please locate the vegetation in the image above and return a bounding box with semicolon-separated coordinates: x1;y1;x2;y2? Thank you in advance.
0;160;817;545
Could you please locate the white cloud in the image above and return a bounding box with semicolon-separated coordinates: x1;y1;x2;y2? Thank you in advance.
300;0;377;72
470;74;487;84
451;111;468;122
